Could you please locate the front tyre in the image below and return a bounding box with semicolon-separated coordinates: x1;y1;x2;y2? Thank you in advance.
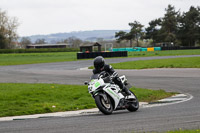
95;94;113;115
127;91;139;112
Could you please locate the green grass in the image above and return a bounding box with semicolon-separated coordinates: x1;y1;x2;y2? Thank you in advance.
130;87;176;102
0;52;77;65
0;83;175;117
128;49;200;57
110;57;200;69
0;49;200;66
166;129;200;133
131;129;200;133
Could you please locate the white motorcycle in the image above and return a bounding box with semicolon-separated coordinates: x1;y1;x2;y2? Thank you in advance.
85;71;139;115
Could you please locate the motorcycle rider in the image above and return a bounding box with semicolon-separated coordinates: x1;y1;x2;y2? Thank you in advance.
93;56;131;95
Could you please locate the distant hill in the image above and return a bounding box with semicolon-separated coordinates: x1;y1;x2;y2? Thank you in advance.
24;30;128;43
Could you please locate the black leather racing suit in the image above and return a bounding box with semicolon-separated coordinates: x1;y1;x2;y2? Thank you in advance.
93;64;124;90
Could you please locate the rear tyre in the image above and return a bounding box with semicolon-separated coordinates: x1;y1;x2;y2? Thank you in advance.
95;94;113;115
127;91;139;112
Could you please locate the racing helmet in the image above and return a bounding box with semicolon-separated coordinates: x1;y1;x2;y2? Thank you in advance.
93;56;105;70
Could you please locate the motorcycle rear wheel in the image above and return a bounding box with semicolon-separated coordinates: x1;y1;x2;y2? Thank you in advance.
95;94;113;115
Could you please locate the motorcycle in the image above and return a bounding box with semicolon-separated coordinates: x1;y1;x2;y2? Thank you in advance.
85;71;139;115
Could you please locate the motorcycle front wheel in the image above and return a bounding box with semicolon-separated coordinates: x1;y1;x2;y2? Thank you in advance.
127;91;139;112
95;93;113;115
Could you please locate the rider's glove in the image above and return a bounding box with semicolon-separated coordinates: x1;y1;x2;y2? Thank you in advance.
111;71;118;80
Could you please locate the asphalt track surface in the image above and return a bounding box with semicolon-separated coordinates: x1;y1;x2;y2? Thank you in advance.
0;55;200;133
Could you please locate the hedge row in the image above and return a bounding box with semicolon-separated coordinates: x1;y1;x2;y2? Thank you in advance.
0;48;79;54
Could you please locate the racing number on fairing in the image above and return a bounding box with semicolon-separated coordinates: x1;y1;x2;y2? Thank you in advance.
95;82;101;88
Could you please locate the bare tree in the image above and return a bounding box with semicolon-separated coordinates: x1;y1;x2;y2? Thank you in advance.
20;37;32;48
7;17;19;48
35;38;46;44
0;9;19;49
67;37;82;48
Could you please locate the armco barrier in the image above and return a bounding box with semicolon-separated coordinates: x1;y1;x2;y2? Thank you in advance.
77;51;128;59
112;47;162;52
154;47;161;51
141;48;147;51
110;46;200;52
147;47;154;51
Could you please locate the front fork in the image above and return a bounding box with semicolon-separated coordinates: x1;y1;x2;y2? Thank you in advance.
93;92;109;104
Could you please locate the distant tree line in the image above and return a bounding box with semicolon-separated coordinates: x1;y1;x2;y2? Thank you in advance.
1;5;199;49
115;5;200;47
20;36;88;48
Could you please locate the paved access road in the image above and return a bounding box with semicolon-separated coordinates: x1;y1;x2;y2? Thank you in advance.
0;55;200;133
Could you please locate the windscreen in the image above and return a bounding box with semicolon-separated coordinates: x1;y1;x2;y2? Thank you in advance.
90;74;99;80
90;73;111;83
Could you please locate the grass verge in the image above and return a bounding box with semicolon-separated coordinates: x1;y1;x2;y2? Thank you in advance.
131;129;200;133
0;83;175;117
131;87;176;102
0;52;77;65
110;57;200;69
0;49;200;66
166;129;200;133
128;49;200;57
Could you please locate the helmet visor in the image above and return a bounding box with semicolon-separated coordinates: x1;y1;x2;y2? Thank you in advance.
94;64;104;71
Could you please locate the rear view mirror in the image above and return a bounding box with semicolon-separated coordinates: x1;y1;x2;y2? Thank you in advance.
84;81;89;85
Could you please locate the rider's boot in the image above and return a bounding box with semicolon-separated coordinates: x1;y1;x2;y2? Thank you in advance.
123;86;131;95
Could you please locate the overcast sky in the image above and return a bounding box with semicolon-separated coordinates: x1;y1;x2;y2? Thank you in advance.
1;0;200;36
